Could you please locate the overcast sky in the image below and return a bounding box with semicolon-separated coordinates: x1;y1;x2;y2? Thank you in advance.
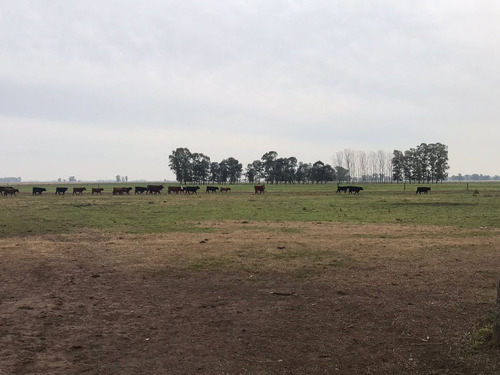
1;1;499;181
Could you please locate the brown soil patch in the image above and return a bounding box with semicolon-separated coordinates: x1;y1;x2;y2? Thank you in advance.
1;222;499;374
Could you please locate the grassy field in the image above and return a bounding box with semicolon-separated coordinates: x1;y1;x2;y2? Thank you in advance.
1;182;500;374
1;182;499;238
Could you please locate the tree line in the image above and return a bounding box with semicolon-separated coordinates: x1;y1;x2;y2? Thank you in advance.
168;144;449;185
391;143;449;183
448;174;500;181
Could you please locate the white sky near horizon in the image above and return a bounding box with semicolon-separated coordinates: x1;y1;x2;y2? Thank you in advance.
0;1;499;181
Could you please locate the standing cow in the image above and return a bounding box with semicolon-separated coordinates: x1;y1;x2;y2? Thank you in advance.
206;186;219;193
3;188;19;197
135;186;148;194
416;187;431;194
184;186;200;195
73;187;87;195
254;185;265;194
348;186;364;194
0;186;13;196
55;187;68;195
32;187;46;195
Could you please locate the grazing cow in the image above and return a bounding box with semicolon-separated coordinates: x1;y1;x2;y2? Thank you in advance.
147;185;164;195
113;187;132;195
348;186;364;194
0;186;13;196
206;186;219;193
184;186;200;195
92;188;104;195
220;187;231;193
32;187;46;195
167;186;183;194
72;187;87;195
254;185;265;194
135;186;148;194
3;188;19;197
55;187;68;195
336;186;349;193
416;187;431;195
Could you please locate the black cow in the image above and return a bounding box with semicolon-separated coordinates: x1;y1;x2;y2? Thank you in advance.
55;187;68;195
336;186;349;193
0;186;13;196
416;187;431;195
135;186;148;194
184;186;200;195
32;187;46;195
206;186;219;193
348;186;364;194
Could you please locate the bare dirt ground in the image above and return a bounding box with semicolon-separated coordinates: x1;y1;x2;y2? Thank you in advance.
1;222;499;375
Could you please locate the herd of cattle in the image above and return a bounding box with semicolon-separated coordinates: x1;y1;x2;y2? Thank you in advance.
0;184;433;197
0;184;237;197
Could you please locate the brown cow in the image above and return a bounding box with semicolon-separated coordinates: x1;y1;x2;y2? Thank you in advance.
167;186;183;194
220;187;231;193
147;185;165;194
3;187;19;197
72;187;86;195
254;185;265;194
92;188;104;195
113;187;132;195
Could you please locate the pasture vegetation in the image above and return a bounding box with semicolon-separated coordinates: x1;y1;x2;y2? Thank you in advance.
0;182;499;238
1;182;500;374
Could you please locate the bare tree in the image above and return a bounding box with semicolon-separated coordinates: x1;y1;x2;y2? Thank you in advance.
343;149;354;183
357;151;368;182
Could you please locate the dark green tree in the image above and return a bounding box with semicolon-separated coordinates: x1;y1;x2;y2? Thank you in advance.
391;150;405;183
168;147;192;184
223;157;243;184
245;160;262;183
296;162;311;183
261;151;278;183
191;153;211;184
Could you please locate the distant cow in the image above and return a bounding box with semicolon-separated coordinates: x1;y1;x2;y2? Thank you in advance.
113;187;132;195
336;186;349;193
184;186;200;195
0;186;14;195
206;186;219;193
348;186;364;194
72;187;87;195
55;187;68;195
167;186;183;194
135;186;148;194
254;185;265;194
416;187;431;195
220;187;231;193
147;185;164;195
3;188;19;197
92;188;104;195
32;187;46;195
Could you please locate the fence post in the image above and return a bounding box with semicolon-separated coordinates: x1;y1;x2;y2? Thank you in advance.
493;280;500;345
